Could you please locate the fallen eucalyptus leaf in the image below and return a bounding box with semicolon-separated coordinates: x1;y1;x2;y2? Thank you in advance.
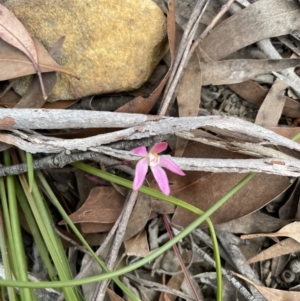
201;0;300;60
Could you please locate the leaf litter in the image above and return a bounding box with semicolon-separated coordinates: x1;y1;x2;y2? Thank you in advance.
3;0;300;300
0;3;70;99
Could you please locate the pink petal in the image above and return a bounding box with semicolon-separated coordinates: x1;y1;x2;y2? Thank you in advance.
132;146;148;156
160;157;185;176
150;142;168;154
151;165;170;195
133;158;148;190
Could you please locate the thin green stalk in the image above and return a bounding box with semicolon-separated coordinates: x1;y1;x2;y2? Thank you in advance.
0;199;17;301
36;170;140;301
0;170;255;289
0;176;16;273
14;180;57;281
26;152;34;192
18;173;79;301
3;151;34;301
292;132;300;141
31;182;79;300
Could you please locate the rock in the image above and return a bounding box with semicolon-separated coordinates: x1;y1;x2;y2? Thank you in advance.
1;0;167;101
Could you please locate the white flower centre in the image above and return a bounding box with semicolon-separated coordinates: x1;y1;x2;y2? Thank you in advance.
149;152;160;167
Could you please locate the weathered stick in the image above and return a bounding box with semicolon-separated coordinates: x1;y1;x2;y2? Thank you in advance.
1;147;300;177
0;109;159;130
1;113;300;155
98;147;300;177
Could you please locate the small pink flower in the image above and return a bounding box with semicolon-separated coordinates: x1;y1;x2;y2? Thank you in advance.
132;142;185;195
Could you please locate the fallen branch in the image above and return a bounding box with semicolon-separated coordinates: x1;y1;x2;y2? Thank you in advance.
2;147;300;178
0;112;300;155
98;147;300;177
0;109;160;130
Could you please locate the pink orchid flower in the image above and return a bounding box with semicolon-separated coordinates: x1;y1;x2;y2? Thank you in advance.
132;142;185;195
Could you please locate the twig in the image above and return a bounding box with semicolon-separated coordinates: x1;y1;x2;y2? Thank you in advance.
54;226;89;255
158;0;210;116
98;146;300;177
162;215;202;301
126;273;196;301
217;232;266;301
0;109;159;130
193;229;227;260
2;147;300;178
189;0;236;56
0;151;134;177
91;190;138;301
0;80;16;98
191;241;255;301
3;115;300;154
175;131;296;160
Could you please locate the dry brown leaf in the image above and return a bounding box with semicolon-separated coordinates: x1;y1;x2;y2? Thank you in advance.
0;5;76;99
147;142;291;227
123;193;152;241
269;127;300;143
201;0;300;61
174;45;202;157
124;230;149;258
282;96;300;119
235;271;300;300
228;80;300;119
14;73;56;108
60;187;125;233
0;38;76;80
43;100;79;109
245;238;300;264
159;274;184;301
241;222;300;244
202;59;300;85
228;80;268;106
0;4;39;67
14;37;66;108
0;86;20;105
177;49;202;117
81;222;115;234
255;79;287;127
107;288;125;301
115;0;175;114
151;195;176;215
171;172;290;227
279;178;300;219
215;211;291;234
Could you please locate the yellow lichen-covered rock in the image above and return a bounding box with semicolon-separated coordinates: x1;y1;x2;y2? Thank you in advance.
1;0;167;101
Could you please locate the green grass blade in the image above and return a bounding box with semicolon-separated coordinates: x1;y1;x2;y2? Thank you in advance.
37;170;140;301
26;152;34;192
17;172;79;301
0;175;16;273
0;182;17;301
14;180;57;281
3;151;35;301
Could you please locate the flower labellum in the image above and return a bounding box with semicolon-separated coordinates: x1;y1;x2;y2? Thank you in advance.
132;142;185;195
